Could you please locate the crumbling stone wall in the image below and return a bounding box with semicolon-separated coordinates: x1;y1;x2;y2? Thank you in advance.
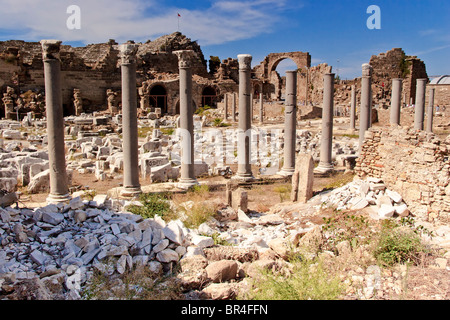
355;126;450;222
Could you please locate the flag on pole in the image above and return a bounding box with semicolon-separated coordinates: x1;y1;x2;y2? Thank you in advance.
178;13;181;17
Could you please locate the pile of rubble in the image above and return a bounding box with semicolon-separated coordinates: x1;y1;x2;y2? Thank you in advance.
317;177;410;219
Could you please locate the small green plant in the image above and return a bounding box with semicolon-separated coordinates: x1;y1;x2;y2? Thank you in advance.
127;192;176;221
182;201;217;229
160;127;175;135
209;232;234;246
194;105;211;116
243;258;344;300
190;184;210;195
322;210;371;252
374;220;428;267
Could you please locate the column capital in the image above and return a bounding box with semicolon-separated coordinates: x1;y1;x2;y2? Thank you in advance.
362;63;373;77
238;54;252;70
119;42;138;65
40;40;62;61
174;50;197;68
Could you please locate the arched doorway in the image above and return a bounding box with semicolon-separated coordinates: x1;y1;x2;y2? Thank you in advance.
149;85;168;113
270;58;298;101
201;86;218;108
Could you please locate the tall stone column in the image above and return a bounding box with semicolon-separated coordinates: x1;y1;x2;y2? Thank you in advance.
41;40;71;204
426;87;435;133
250;93;254;122
259;93;264;124
119;42;141;197
390;78;402;125
232;92;236;122
350;84;356;131
414;78;427;131
223;93;228;120
233;54;254;182
315;73;335;174
359;63;372;152
279;70;297;176
175;50;199;188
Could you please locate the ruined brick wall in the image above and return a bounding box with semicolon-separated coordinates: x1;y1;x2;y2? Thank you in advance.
426;84;450;108
355;126;450;222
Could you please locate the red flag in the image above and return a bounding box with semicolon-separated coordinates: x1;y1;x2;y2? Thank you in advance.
178;13;181;17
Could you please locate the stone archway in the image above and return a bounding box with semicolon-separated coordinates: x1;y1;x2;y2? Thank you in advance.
258;51;311;103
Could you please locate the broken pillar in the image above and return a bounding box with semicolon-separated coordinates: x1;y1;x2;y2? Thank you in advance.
426;87;435;133
233;54;254;182
390;78;402;125
232;187;248;213
175;50;199;188
119;42;141;197
414;78;427;131
259;93;264;124
279;70;297;176
232;92;236;122
315;73;335;174
359;63;372;152
350;84;356;131
291;153;314;203
223;93;228;120
40;40;71;204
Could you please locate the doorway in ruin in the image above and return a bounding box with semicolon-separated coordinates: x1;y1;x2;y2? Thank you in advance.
270;58;299;101
254;84;261;96
149;85;168;113
201;86;218;108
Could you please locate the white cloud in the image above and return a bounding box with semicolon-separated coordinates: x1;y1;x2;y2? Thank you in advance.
0;0;291;46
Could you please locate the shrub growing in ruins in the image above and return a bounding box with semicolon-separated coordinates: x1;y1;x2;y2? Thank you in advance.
374;220;429;267
322;210;372;252
244;258;344;300
127;192;176;221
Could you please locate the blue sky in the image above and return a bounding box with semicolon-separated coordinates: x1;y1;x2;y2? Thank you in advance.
0;0;449;79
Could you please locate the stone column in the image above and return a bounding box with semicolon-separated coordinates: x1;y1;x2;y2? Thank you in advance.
359;63;372;152
223;93;228;120
427;87;435;133
390;78;402;125
315;73;335;174
40;40;71;204
232;92;236;122
119;42;141;197
350;84;356;131
250;93;254;122
279;70;297;176
175;50;199;188
414;78;427;131
233;54;254;182
259;93;264;124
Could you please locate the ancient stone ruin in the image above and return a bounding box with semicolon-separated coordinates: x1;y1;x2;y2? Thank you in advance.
0;33;449;302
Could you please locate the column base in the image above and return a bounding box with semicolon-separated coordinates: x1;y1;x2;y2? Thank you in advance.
231;173;255;183
46;193;71;205
277;167;295;176
177;178;199;190
119;186;142;198
314;163;334;174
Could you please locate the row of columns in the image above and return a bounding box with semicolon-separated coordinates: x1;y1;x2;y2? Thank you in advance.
42;39;436;203
223;92;265;124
